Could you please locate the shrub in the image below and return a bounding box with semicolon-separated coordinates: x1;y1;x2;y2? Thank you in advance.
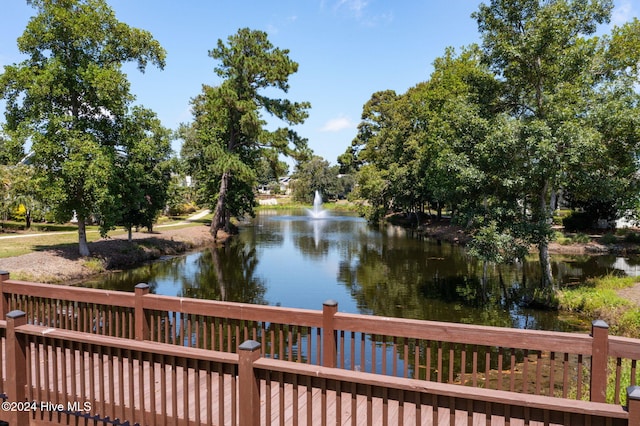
11;204;27;222
624;232;640;244
553;231;571;245
82;258;106;273
167;202;197;217
572;233;591;244
562;211;593;232
601;233;617;245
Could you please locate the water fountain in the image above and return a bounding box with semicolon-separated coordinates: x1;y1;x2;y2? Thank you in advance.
307;190;328;219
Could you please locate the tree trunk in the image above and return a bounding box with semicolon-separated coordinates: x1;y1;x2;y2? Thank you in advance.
538;241;553;289
538;181;554;289
211;170;231;238
128;227;133;242
77;214;90;257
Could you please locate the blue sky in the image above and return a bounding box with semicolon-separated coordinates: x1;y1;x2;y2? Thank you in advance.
1;1;638;167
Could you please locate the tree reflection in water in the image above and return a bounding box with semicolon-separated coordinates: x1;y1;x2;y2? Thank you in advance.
180;240;267;305
82;211;636;334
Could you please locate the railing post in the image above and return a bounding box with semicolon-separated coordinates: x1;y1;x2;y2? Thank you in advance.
135;283;150;341
0;270;9;319
6;310;28;425
238;340;261;426
628;386;640;425
323;299;338;368
590;319;609;403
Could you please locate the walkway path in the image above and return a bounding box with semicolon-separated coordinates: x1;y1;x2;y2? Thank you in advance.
0;210;210;240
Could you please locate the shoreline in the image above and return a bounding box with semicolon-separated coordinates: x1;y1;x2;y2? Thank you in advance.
0;218;635;285
410;218;623;256
0;224;218;284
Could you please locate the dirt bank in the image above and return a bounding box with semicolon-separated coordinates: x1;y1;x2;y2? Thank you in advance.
0;224;217;283
414;219;614;255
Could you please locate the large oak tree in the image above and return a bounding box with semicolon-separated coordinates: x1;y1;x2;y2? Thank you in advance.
474;0;640;289
0;0;166;256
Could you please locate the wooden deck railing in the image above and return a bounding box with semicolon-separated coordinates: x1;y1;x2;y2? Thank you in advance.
0;313;638;426
1;270;639;407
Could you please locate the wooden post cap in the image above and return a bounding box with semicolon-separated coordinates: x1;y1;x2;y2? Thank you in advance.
323;299;338;307
238;340;261;352
6;310;26;319
592;319;609;330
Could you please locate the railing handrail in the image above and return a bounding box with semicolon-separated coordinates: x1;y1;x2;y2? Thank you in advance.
253;356;630;420
14;322;239;365
142;293;323;327
610;335;640;359
1;278;136;308
333;311;595;353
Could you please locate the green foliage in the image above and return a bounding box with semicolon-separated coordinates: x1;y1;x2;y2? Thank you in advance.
115;106;173;238
625;232;640;243
467;221;529;264
255;156;289;188
530;287;559;309
553;231;593;246
82;257;106;273
0;164;40;228
558;287;625;313
557;274;639;337
0;0;166;255
617;309;640;338
347;1;640;291
601;232;617;245
291;156;347;203
182;28;309;236
572;233;591;244
554;231;572;245
0;131;25;165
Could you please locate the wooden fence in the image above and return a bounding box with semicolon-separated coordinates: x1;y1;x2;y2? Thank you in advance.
1;270;640;424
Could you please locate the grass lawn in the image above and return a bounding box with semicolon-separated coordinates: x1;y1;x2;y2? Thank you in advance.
0;210;213;259
0;226;113;258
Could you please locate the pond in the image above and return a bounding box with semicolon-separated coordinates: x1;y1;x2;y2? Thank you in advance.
82;209;640;333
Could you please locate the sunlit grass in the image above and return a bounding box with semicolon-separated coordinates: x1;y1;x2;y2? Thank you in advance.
0;211;211;259
0;228;107;258
557;274;640;337
255;198;358;212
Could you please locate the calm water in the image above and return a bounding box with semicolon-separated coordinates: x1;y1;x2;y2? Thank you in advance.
82;209;640;332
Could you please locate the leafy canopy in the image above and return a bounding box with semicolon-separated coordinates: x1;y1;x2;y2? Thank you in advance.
0;0;166;255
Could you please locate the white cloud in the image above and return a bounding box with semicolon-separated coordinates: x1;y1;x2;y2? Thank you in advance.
320;116;355;132
328;0;392;26
335;0;369;19
612;0;636;26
